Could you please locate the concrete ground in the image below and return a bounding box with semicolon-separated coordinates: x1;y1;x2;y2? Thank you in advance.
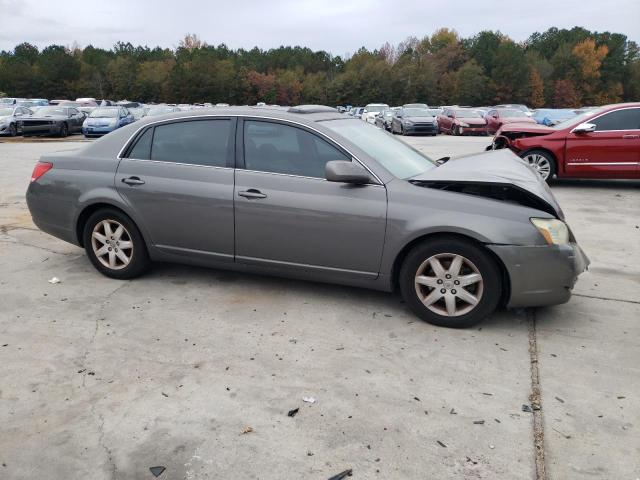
0;134;638;479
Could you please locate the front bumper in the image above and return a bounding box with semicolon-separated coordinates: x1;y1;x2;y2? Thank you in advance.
404;124;438;135
458;126;487;135
21;122;61;136
488;243;590;308
83;125;116;137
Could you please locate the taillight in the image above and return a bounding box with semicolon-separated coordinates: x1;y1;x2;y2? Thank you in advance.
31;162;53;182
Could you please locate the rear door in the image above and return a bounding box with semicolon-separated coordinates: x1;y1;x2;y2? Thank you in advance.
115;118;236;263
234;118;387;282
565;107;640;178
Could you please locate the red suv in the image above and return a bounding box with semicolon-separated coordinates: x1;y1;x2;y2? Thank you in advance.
485;108;536;135
437;107;487;135
492;103;640;181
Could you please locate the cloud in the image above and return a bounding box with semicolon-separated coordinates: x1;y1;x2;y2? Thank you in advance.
0;0;638;53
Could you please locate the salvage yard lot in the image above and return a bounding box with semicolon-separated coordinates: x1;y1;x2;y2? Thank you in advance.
1;137;638;479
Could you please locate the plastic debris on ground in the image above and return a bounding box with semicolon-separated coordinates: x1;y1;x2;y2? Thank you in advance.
327;468;352;480
48;277;61;284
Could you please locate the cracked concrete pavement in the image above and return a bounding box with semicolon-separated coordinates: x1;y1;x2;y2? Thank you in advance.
0;136;638;479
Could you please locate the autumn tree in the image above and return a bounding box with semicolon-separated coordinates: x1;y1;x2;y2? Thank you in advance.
553;79;579;107
528;69;545;107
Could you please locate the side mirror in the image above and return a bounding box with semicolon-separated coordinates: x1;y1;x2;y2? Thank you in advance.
447;113;454;118
325;160;371;185
572;122;596;134
396;114;403;119
436;157;450;165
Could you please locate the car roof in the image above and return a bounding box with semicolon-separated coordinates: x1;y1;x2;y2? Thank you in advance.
125;105;347;127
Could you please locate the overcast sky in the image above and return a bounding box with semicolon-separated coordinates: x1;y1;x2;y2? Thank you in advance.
1;0;638;56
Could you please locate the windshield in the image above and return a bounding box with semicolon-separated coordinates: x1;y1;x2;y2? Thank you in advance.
404;108;432;117
499;109;528;118
0;108;14;116
366;105;387;113
324;119;436;179
454;109;482;118
552;106;606;129
34;107;66;116
89;108;118;118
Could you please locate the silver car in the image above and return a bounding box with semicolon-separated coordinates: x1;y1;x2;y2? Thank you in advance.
26;105;589;328
0;105;32;136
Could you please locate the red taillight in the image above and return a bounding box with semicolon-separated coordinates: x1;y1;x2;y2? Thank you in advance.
31;162;53;182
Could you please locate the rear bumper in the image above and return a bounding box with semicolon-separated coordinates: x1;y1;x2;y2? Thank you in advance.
488;243;589;308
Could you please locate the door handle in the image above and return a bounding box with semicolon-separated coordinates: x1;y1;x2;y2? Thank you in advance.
238;189;267;199
121;176;145;186
622;134;639;139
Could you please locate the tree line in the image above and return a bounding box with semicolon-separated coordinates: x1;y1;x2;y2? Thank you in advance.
1;27;638;108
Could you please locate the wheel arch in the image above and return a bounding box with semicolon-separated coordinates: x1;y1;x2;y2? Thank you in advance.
76;202;146;248
390;232;511;306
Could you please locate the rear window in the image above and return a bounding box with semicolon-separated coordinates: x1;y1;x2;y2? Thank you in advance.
150;120;231;167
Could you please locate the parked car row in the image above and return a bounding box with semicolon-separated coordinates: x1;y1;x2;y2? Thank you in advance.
0;97;204;138
340;102;606;138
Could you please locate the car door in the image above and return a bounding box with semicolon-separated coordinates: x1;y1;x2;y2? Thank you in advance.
115;118;236;263
565;107;640;178
234;118;387;283
442;109;454;132
67;108;82;131
486;110;499;133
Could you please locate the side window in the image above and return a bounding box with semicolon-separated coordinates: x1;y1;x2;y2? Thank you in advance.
244;121;349;178
69;108;79;116
150;120;231;167
127;128;153;160
591;109;640;131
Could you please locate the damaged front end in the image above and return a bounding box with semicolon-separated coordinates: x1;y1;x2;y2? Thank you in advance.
409;180;558;217
487;124;554;151
410;148;564;218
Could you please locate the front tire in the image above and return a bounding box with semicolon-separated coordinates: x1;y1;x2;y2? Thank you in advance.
519;149;556;182
9;123;17;137
399;238;502;328
452;125;460;136
82;208;150;279
59;122;68;138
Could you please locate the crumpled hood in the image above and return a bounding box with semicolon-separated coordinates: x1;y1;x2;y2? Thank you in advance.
502;117;537;124
498;123;554;135
410;149;564;218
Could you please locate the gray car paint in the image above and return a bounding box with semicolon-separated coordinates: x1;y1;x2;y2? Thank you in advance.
26;106;588;308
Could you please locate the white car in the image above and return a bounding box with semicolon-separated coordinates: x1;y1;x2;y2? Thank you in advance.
362;103;389;124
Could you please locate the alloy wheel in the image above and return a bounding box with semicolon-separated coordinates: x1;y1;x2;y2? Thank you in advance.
91;219;133;270
414;253;484;317
523;153;551;179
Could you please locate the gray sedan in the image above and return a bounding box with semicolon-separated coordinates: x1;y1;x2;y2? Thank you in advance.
26;105;589;328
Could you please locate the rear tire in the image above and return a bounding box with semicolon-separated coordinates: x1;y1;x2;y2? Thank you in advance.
82;208;151;279
399;238;502;328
